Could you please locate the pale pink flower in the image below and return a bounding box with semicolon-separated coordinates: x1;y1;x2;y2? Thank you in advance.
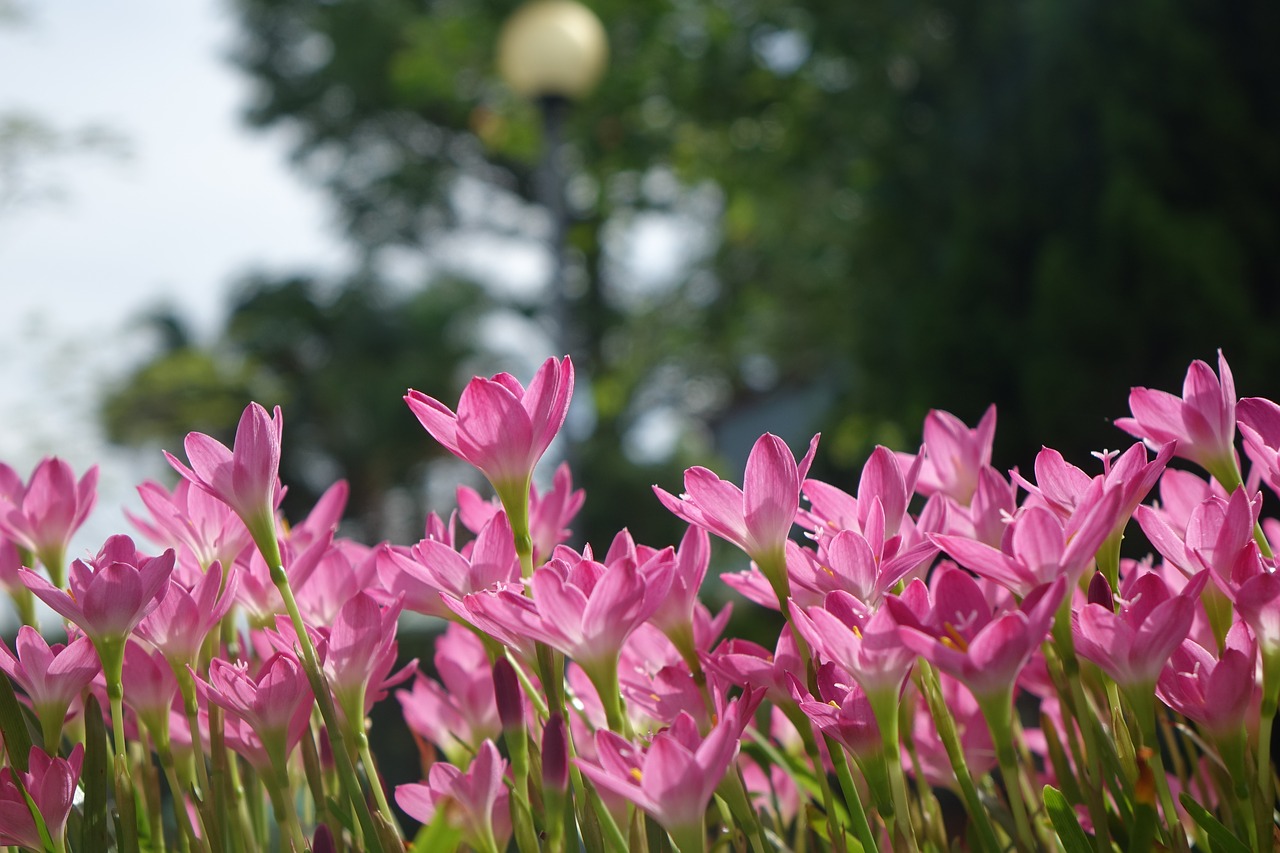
461;543;673;678
0;457;98;584
0;626;99;745
655;432;819;592
127;479;252;573
322;591;411;723
165;402;284;551
405;356;574;497
377;511;519;619
134;561;238;671
1115;350;1238;478
898;405;996;505
575;695;758;847
201;651;315;772
396;740;512;853
1074;570;1209;691
397;624;503;763
0;745;84;850
21;535;175;650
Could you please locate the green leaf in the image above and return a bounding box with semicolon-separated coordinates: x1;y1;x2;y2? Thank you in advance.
79;694;111;852
1042;786;1092;853
1179;793;1250;853
0;670;34;771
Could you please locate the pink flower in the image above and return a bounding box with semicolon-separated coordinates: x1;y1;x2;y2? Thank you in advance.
405;356;574;496
462;544;673;678
655;432;819;593
377;511;520;619
0;745;84;850
0;626;99;746
887;566;1066;701
932;494;1121;597
127;478;252;572
322;591;412;723
790;591;918;702
900;405;996;505
201;651;315;772
1237;396;1280;495
398;624;505;762
1157;621;1258;739
575;696;758;847
165;402;284;551
396;740;511;853
1074;570;1209;691
791;661;882;759
134;561;238;671
0;457;98;585
1115;350;1238;478
457;462;584;566
21;535;175;651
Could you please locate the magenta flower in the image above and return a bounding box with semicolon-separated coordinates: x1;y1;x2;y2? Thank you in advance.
932;494;1121;597
165;402;284;554
134;561;238;671
0;744;84;851
887;567;1066;701
201;651;315;772
21;535;175;652
405;356;574;497
901;405;996;505
655;432;819;596
1158;621;1258;739
463;544;673;677
1237;396;1280;495
396;739;511;853
0;457;98;586
120;640;180;740
1073;570;1209;691
790;661;882;760
576;696;757;852
790;591;918;702
377;511;520;619
0;626;100;748
1115;350;1238;479
322;591;412;724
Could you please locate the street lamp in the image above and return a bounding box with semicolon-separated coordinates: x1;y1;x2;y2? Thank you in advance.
496;0;608;360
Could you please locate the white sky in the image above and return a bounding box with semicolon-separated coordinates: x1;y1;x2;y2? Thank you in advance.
0;0;345;586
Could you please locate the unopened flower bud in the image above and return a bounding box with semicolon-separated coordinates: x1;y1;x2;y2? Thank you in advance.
1087;571;1114;611
493;656;524;732
541;713;569;794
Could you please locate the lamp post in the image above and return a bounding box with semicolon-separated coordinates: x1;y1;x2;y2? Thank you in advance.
497;0;607;361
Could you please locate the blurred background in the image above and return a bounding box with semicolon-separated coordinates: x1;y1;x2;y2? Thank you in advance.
3;0;1280;552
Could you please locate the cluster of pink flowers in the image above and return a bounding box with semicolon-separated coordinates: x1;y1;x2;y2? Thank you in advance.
0;351;1278;853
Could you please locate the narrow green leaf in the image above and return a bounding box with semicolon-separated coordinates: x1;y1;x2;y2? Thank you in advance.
1042;786;1093;853
0;670;34;771
1179;793;1250;853
79;694;111;852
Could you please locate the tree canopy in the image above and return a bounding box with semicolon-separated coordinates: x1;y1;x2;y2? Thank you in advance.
102;0;1280;544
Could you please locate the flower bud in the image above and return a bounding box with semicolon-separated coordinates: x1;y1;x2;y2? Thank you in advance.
541;713;568;795
492;656;524;733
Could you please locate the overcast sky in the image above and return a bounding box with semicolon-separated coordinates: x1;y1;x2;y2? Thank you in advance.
0;0;344;577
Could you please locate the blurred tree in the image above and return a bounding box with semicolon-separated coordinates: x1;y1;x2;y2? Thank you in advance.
102;274;491;539
103;0;1280;545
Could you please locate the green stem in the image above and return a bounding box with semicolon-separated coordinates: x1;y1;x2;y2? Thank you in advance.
1129;689;1188;853
827;738;881;853
268;559;387;851
915;662;1001;852
977;693;1036;853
